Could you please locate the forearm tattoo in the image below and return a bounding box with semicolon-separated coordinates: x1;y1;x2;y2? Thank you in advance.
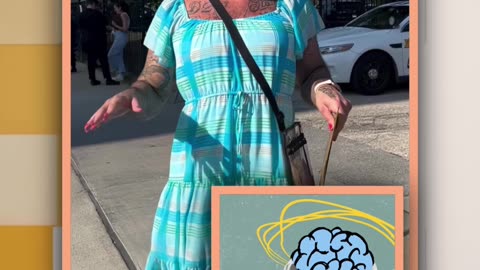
314;82;338;99
299;67;333;105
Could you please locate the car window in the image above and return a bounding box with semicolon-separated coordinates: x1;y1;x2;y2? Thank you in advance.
346;6;409;30
402;23;409;32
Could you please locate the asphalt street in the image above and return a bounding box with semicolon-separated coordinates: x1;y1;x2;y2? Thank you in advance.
71;64;410;269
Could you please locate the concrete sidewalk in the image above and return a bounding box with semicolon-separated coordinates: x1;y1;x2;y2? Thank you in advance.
71;64;410;269
72;170;128;270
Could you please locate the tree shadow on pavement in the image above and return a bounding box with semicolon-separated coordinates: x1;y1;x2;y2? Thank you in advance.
72;64;409;147
71;64;183;147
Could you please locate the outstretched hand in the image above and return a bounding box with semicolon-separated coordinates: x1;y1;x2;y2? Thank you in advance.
313;84;352;141
84;89;143;133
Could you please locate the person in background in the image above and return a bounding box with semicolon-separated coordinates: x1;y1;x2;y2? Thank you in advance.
79;0;119;86
108;1;130;81
71;15;78;73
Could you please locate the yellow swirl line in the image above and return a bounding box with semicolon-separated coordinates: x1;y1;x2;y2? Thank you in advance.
256;199;396;266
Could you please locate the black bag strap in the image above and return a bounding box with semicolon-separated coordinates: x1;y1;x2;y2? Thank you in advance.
208;0;286;131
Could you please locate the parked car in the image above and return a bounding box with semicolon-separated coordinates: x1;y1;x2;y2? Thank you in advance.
317;1;410;95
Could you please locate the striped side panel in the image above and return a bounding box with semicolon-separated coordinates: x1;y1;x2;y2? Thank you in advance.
0;0;62;269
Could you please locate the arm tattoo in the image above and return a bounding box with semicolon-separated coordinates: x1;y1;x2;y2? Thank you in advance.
139;65;170;94
129;56;173;120
140;66;171;95
299;68;334;105
145;51;159;64
315;83;338;99
127;50;176;120
138;52;171;96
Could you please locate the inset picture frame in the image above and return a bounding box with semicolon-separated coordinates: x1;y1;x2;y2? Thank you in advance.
212;186;404;270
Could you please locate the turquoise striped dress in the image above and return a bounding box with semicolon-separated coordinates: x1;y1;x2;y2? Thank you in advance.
143;0;324;269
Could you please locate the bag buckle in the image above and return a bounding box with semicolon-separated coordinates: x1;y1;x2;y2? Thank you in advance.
286;133;307;155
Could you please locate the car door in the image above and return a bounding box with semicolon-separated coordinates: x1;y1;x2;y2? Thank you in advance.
400;21;410;76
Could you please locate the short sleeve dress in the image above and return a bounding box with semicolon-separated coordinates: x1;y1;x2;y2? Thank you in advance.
143;0;325;269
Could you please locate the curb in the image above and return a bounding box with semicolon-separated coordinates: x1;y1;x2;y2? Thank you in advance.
72;155;141;270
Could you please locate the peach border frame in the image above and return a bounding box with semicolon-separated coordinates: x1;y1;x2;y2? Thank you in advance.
61;1;418;270
62;0;72;269
212;186;403;270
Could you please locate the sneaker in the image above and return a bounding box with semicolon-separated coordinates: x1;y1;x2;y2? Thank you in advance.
90;79;101;86
106;79;120;85
113;74;124;81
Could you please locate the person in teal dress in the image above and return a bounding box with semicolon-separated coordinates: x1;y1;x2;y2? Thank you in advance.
84;0;352;269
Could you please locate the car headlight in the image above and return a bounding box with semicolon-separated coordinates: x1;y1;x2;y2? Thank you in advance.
319;43;354;54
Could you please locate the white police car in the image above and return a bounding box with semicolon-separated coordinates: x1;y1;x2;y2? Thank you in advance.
318;1;410;95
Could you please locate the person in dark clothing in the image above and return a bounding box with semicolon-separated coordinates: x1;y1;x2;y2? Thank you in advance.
79;0;119;86
71;14;79;73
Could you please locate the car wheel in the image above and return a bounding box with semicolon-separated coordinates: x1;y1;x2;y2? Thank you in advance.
351;51;394;95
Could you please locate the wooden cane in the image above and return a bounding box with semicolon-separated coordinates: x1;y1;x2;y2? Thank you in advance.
319;109;339;186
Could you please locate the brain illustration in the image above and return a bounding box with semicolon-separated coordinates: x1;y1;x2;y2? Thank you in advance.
290;227;374;270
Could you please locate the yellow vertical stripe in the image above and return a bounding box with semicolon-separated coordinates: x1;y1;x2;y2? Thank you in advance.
0;45;61;134
0;226;53;269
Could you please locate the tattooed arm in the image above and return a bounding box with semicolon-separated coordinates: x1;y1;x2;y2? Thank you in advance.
296;37;352;140
84;50;175;132
130;50;176;119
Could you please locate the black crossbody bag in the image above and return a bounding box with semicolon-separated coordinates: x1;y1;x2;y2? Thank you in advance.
208;0;316;185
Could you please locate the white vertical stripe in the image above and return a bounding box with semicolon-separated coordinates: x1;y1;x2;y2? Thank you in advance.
0;135;58;225
0;0;61;44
